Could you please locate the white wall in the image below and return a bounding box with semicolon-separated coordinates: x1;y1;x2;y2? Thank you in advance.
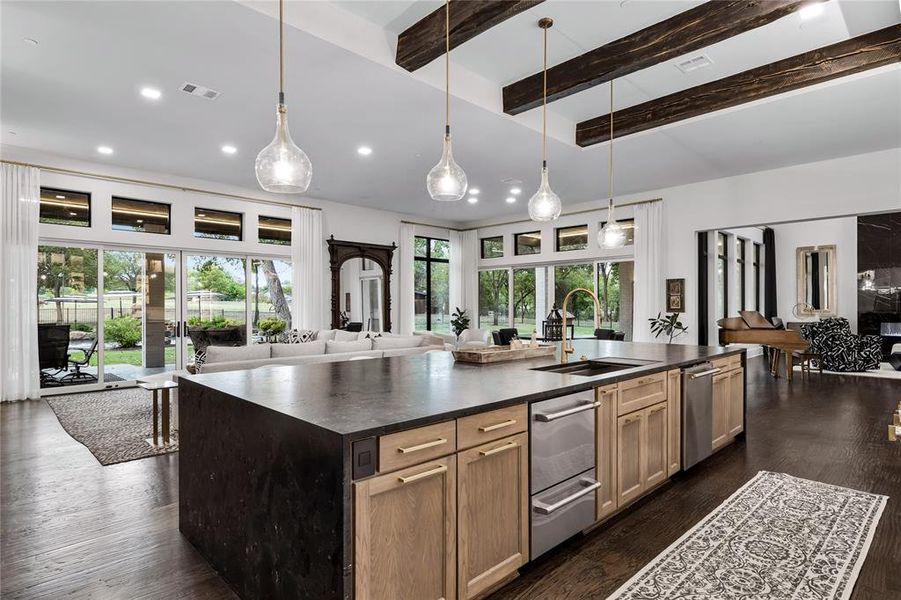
3;145;453;330
467;147;901;345
770;217;858;332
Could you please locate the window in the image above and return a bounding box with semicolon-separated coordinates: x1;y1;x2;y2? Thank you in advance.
736;238;746;311
478;270;509;330
556;225;588;252
39;188;90;227
259;216;291;245
251;258;293;336
112;197;171;234
195;208;242;241
554;263;595;337
512;267;540;334
414;236;450;332
480;236;504;259
753;242;761;311
716;233;728;319
598;218;635;246
514;231;541;256
598;261;634;341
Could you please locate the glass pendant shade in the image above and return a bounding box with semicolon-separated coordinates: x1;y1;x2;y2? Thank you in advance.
528;166;562;222
427;134;467;202
255;105;312;194
599;218;628;249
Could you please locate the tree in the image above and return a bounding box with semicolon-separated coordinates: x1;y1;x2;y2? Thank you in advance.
512;269;536;324
259;259;292;325
479;270;508;326
196;259;244;300
38;247;98;323
103;251;141;291
554;264;594;326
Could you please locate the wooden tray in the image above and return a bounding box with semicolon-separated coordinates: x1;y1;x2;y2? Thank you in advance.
452;344;556;364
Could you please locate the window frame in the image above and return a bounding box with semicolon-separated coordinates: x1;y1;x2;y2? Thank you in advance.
737;238;746;311
514;231;541;256
480;236;504;259
753;242;761;311
717;232;728;319
258;215;292;246
414;236;450;331
555;224;589;252
111;196;172;235
39;187;92;228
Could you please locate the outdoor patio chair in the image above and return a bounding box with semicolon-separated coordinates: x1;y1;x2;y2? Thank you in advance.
61;339;99;383
38;324;70;386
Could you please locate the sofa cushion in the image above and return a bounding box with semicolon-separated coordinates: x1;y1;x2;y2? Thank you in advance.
326;338;372;354
372;335;423;350
334;329;360;342
315;329;337;341
204;344;271;365
271;341;327;358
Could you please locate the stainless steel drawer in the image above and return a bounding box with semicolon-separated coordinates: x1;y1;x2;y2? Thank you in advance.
530;392;597;494
531;469;599;560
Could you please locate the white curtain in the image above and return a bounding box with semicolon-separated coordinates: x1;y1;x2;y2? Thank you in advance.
291;206;324;330
449;230;478;324
1;164;41;401
397;222;416;334
632;201;664;343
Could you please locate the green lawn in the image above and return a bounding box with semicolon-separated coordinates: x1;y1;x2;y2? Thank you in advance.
88;346;177;367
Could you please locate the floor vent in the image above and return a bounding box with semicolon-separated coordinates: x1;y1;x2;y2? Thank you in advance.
180;81;221;100
675;54;713;73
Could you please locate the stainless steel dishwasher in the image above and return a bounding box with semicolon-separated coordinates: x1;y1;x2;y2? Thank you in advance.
681;362;720;470
530;391;600;559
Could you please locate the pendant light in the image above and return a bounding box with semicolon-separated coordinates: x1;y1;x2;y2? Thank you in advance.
255;0;312;194
598;79;627;249
528;18;561;222
426;0;467;202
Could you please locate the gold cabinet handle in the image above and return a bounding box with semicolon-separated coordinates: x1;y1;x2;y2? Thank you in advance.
479;419;516;432
649;404;666;414
397;438;447;454
397;464;447;484
479;441;519;457
623;415;640;424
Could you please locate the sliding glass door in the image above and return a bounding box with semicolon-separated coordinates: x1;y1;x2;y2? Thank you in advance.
183;254;247;363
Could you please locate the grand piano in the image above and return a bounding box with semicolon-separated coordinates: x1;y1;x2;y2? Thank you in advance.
718;310;808;380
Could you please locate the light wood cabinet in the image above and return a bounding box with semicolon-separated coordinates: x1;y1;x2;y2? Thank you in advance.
728;368;745;437
616;410;645;507
457;404;527;451
617;372;666;416
666;369;681;476
596;385;618;521
644;403;668;489
712;372;730;450
378;420;456;474
457;433;529;599
354;456;456;600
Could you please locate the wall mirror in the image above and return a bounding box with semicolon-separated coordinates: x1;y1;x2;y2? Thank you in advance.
327;236;394;332
796;244;837;316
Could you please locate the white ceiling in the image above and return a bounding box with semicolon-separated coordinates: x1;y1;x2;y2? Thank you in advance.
2;0;899;224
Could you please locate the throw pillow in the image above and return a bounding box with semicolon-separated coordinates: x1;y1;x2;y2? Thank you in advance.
315;329;337;341
282;329;316;344
325;338;372;354
334;329;359;342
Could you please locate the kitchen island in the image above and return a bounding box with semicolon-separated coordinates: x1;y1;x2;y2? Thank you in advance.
178;340;746;600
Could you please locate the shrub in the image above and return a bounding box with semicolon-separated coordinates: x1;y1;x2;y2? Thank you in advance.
258;317;286;337
104;316;142;348
70;322;96;333
187;315;236;328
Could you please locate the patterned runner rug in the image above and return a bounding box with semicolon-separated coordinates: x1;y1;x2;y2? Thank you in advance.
46;387;179;466
608;471;887;600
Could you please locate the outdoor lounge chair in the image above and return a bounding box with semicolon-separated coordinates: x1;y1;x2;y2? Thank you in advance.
61;339;99;383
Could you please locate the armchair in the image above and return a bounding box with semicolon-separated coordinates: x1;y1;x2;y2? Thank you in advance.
457;328;490;349
799;318;881;372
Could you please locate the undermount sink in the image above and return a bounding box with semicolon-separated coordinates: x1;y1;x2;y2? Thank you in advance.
532;357;660;377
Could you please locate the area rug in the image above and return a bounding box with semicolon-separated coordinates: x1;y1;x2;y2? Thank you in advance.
45;387;178;466
793;363;901;380
607;471;887;600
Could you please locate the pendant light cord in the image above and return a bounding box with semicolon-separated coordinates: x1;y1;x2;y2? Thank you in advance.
278;0;285;106
542;24;548;168
445;0;450;136
608;80;614;201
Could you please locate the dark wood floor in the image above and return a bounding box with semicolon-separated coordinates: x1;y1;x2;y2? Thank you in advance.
2;357;899;599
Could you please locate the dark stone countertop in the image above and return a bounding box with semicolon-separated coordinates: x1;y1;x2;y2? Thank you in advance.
181;340;744;440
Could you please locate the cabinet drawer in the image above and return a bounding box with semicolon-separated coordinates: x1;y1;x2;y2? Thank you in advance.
378;420;457;473
457;403;527;451
617;372;666;416
711;354;741;372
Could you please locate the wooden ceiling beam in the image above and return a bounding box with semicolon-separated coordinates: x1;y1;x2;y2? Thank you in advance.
396;0;544;72
503;0;825;115
575;25;901;147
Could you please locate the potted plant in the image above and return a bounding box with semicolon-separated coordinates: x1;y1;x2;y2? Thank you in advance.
450;307;470;348
648;312;688;344
258;317;287;343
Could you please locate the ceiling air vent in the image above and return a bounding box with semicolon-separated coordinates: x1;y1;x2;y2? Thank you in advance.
675;54;713;74
179;81;221;100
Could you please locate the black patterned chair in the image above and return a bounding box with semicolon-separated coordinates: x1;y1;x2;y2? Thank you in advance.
799;318;881;372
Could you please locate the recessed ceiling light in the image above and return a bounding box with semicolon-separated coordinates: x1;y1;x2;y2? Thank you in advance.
510;187;521;195
357;146;373;156
221;145;237;155
23;38;38;46
55;195;65;199
506;196;517;204
97;146;113;155
140;87;162;100
467;196;478;204
469;188;480;195
799;3;824;20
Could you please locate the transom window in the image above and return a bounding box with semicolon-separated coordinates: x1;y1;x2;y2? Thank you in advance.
39;188;91;227
514;231;541;256
194;208;242;241
258;216;291;245
598;218;635;246
480;236;504;259
112;197;171;234
555;225;588;252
